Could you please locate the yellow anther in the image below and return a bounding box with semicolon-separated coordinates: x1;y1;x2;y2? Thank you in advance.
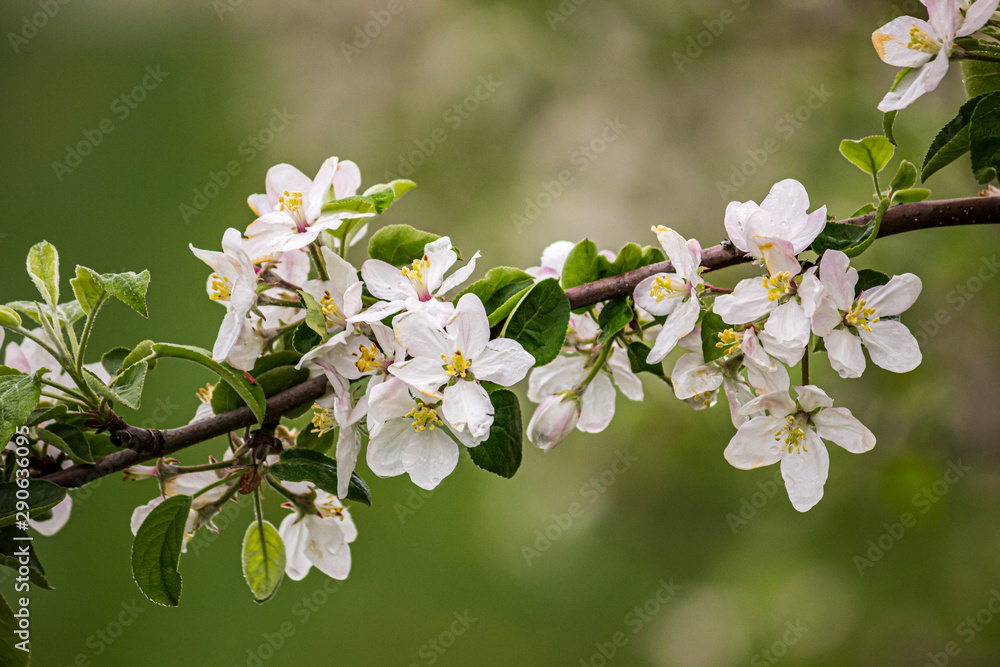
209;273;232;301
354;342;385;374
310;404;337;437
762;271;792;301
845;298;879;332
774;415;808;454
907;23;941;54
316;496;346;520
196;383;214;404
650;275;679;302
716;329;742;356
319;290;343;328
277;190;304;213
405;403;443;433
441;350;471;378
400;256;430;288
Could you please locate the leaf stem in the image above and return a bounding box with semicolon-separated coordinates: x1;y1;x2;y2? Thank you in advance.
191;470;242;500
308;243;329;282
75;295;108;377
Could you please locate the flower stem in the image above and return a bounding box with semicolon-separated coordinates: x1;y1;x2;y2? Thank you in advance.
308;242;330;282
801;345;810;386
252;486;266;539
575;342;613;394
75;294;108;377
191;470;242;500
174;458;238;474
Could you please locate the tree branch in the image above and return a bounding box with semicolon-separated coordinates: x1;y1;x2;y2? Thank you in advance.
41;195;1000;489
563;195;1000;309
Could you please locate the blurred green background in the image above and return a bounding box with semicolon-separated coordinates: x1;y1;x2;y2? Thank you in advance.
3;1;1000;665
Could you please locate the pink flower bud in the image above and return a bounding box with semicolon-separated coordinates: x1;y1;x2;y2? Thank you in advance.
527;391;581;453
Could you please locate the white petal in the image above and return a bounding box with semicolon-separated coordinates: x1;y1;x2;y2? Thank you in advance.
794;384;835;412
266;163;312;204
438;251;481;296
862;273;921;317
760;301;810;366
336;428;362;498
389;357;449;397
442;380;494;439
859;320;922;373
29;496;72;536
577;372;616;433
527;354;585;402
825;328;867;379
448;293;490;358
366;418;412;478
780;432;829;512
872;16;938;67
740;390;795;417
671;353;723;401
813;407;876;453
423;237;458;294
301;515;352;580
473;338;536;386
819;250;856;312
607;346;644;401
724;416;785;469
361;260;412;301
332;159;363;198
877;51;951;112
646;297;700;363
401;427;460;490
714;278;775;325
654;227;698;277
759;178;810;225
278;514;313;581
724;200;760;253
959;0;1000;36
349;300;405;324
633;273;682;317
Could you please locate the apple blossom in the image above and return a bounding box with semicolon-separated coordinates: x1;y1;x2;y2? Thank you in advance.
278;483;357;581
527;391;582;452
724;179;827;258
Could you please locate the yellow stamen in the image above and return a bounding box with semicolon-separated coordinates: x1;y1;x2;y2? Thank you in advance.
716;329;742;356
845;298;879;332
354;342;385;374
317;496;346;520
441;350;471;378
310;403;337;436
405;403;443;433
209;273;232;301
762;271;792;301
907;23;941;54
277;190;304;213
400;256;430;288
650;275;679;302
774;415;808;454
319;290;343;328
196;383;214;404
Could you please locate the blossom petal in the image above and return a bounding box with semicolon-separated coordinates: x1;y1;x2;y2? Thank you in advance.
959;0;1000;36
633;274;683;317
361;260;412;301
795;384;835;412
813;407;876;453
442;380;494;439
862;273;921;317
266;164;312;206
401;428;460;490
646;297;700;363
438;251;482;296
825;328;867;379
393;310;454;361
819;250;857;312
760;301;810;366
780;432;829;512
607;346;644;401
672;353;723;401
527;354;585;402
366;418;412;478
714;278;774;325
878;50;951;112
448;293;490;358
473;338;535;386
872;16;938;67
389;357;449;397
29;496;71;536
859;319;922;373
724;415;785;469
577;372;616;433
724;200;760;253
278;514;313;581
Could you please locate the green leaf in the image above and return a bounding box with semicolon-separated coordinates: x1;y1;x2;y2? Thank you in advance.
596;298;632;345
36;423;93;464
26;241;60;307
210;351;307;415
131;495;191;607
0;481;66;528
466;388;522;479
839;136;894;175
962;59;1000;99
268;449;372;506
598;243;644;277
367;225;440;266
560;239;600;290
295;421;336;454
0;372;42;450
921;94;987;182
849;203;876;218
459;267;535;326
854;269;891;297
501;278;570;367
74;267;151;317
70;265;104;314
292;322;322;355
101;347;132;377
892;188;931;204
625;342;669;382
700;310;730;363
811;198;888;259
122;340;157;371
0;526;51;590
639;245;666;267
108;362;148;410
0;593;30;667
889;159;917;191
26;404;67;427
0;306;21;329
297;291;329;341
970;92;1000;184
242;519;285;603
151;343;267;423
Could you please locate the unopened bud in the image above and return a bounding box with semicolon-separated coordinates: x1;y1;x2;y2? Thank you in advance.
527;391;581;453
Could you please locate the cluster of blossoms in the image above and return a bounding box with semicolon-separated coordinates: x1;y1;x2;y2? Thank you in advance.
522;179;923;511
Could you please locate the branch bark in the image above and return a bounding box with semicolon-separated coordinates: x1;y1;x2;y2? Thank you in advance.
42;195;1000;489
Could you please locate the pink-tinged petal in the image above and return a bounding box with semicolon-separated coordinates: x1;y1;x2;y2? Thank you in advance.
794;384;834;412
780;432;829;512
423;237;458;295
813;407;876;453
367;378;416;437
332;160;362;199
760;301;810;366
878;51;951;112
442;380;494;439
366;418;412;478
394;310;454;360
959;0;1000;36
389;358;449;398
474;338;535;386
793;205;828;254
4;342;30;374
646;297;701;363
724;415;786;469
745;360;790;396
873;16;939;66
862;273;921;316
306;157;340;221
755;237;801;277
607;346;644;401
221;228;255;277
717;283;775;328
741;328;776;372
724;200;761;253
360;260;413;301
739;390;796;417
265;164;312;207
654;227;697;277
577;372;616;433
247;193;272;216
819;250;857;311
540;241;576;274
633;273;683;317
671;353;723;401
438;251;481;296
320;247;361;298
448;293;490;358
759;178;810;224
825;328;867;379
278;514;312;581
336;427;362;498
811;298;843;338
401;428;460;490
349;300;405;324
926;0;957;35
527;354;585;402
859;320;922;372
29;496;71;536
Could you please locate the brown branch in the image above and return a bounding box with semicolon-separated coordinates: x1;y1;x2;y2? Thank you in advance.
41;195;1000;489
564;195;1000;309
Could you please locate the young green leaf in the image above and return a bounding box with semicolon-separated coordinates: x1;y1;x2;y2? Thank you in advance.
700;310;730;363
811;198;888;258
131;495;192;607
268;449;372;506
70;265;105;314
151;344;267;423
596;297;632;345
242;519;286;603
0;306;21;329
854;269;891;297
889;159;918;191
961;59;1000;99
36;423;93;464
626;341;669;381
458;266;535;325
0;372;42;450
0;481;66;528
501;278;570;367
367;225;441;266
921;94;988;182
598;243;644;277
297;290;329;341
108;362;148;411
26;241;60;307
970;92;1000;184
466;388;522;479
839;136;894;175
101;347;132;377
75;267;150;317
891;188;931;204
560;239;601;289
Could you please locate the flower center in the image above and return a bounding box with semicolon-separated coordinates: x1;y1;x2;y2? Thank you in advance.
762;272;792;301
316;496;346;520
907;24;941;54
441;350;471;378
319;290;345;329
716;329;742;356
354;342;386;374
774;415;808;454
196;383;214;404
209;273;232;301
400;256;431;298
405;403;443;433
278;190;307;230
650;275;682;302
310;404;337;436
845;298;879;332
